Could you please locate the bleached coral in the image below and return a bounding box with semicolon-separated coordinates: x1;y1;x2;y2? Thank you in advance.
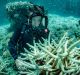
48;14;80;42
6;1;34;31
17;32;80;75
0;25;17;75
0;25;13;56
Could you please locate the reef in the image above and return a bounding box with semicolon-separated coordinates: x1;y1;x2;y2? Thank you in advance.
16;32;80;75
48;14;80;42
0;24;80;75
0;25;17;75
6;1;33;31
0;13;80;74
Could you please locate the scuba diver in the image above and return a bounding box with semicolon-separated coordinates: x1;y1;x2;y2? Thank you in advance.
7;2;50;69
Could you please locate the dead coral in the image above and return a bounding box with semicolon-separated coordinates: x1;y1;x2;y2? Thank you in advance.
0;26;17;75
6;1;36;31
17;32;80;75
0;28;13;56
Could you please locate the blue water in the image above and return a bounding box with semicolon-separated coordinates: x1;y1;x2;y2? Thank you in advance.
0;0;80;25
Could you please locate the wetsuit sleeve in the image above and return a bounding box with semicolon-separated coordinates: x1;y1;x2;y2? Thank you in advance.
8;28;21;60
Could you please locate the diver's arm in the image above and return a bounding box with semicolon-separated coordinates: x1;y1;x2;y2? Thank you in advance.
8;28;21;60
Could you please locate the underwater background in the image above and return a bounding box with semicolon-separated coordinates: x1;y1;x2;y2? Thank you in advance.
0;0;80;75
0;0;80;25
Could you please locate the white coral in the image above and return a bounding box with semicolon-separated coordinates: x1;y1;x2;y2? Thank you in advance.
17;32;80;75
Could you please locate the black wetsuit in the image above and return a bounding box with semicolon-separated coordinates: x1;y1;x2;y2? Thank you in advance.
8;24;49;60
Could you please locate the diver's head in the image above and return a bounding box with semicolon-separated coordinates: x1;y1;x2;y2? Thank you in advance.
29;6;48;30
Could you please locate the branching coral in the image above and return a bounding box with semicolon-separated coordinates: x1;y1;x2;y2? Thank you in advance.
0;56;7;74
17;32;80;75
0;55;17;75
6;1;36;31
0;27;13;57
0;26;17;75
48;14;80;42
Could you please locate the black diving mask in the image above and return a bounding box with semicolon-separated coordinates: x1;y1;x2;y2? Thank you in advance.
29;13;48;31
